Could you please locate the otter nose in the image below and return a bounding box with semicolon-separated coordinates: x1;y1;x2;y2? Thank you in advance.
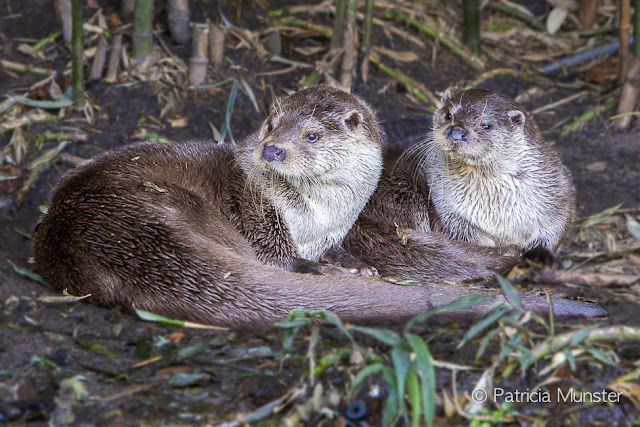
445;126;468;142
262;144;286;162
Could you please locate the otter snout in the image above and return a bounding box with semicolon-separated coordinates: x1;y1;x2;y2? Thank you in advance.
262;144;286;162
445;126;468;143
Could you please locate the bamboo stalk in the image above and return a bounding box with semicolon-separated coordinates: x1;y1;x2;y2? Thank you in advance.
168;0;190;45
340;0;357;89
71;0;85;109
89;35;108;81
614;57;640;129
330;0;347;76
360;0;374;83
578;0;599;29
619;0;631;81
208;21;225;68
384;9;484;70
105;34;123;82
189;24;209;86
133;0;154;61
55;0;73;43
462;0;481;54
368;55;438;108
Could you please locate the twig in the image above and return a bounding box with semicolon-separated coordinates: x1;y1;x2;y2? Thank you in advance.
340;0;357;89
467;68;535;88
532;91;587;114
619;0;631;81
0;59;53;75
360;0;374;83
614;57;640;129
383;9;485;70
368;54;438;108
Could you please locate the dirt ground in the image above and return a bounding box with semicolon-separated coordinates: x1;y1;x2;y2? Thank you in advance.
1;0;639;425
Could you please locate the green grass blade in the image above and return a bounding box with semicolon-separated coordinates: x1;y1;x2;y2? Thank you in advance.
460;306;510;346
495;275;523;310
348;326;401;346
405;294;492;332
391;344;411;422
351;363;385;393
406;334;435;427
406;371;421;427
135;308;185;326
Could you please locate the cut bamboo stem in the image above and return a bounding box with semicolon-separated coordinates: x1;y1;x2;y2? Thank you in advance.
121;0;135;22
208;22;225;68
340;0;357;90
190;24;209;86
168;0;190;45
55;0;73;44
89;35;108;81
578;0;598;29
71;0;85;109
105;34;123;82
614;57;640;129
133;0;154;61
619;0;631;81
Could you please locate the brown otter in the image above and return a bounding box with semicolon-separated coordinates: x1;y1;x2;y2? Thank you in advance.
33;86;604;328
426;89;575;252
345;89;574;281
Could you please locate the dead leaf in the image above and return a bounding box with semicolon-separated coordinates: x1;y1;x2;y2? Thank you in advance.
374;46;419;62
586;161;607;172
546;6;569;34
168;117;187;128
625;214;640;240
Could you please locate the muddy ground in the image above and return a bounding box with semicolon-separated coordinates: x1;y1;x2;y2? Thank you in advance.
1;0;639;425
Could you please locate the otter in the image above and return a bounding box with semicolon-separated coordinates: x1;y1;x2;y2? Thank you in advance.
345;89;574;281
34;86;604;328
426;89;575;252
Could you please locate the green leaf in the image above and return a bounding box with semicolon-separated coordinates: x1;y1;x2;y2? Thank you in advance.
495;275;523;310
460;306;509;346
312;310;355;344
351;363;385;393
349;326;401;346
406;371;422;427
135;309;185;326
381;365;401;426
587;347;617;366
569;324;598;347
405;294;492;332
406;334;435;427
564;347;576;372
8;260;52;289
476;326;504;359
391;344;411;421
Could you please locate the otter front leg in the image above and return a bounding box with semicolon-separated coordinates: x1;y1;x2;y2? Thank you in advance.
433;215;497;247
319;246;379;277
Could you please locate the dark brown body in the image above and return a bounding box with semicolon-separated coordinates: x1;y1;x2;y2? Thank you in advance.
345;151;520;282
33;88;604;329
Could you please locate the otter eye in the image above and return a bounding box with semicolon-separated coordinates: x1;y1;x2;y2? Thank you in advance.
265;120;273;133
482;123;493;130
444;111;452;121
306;133;319;143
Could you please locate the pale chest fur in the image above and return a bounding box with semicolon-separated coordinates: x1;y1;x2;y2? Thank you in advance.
428;158;558;248
280;188;365;260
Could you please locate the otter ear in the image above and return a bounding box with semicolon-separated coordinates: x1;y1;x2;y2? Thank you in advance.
344;110;363;131
439;89;453;108
507;110;525;128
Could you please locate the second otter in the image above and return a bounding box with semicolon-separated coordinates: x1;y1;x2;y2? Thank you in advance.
345;89;575;281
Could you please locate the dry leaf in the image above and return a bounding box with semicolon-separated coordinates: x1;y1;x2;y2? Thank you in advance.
625;214;640;240
374;46;419;62
168;117;187;128
546;7;569;34
586;161;607;172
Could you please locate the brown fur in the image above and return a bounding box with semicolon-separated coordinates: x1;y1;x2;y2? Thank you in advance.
33;87;604;329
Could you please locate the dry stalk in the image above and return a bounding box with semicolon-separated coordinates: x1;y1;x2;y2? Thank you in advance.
55;0;72;43
208;21;225;68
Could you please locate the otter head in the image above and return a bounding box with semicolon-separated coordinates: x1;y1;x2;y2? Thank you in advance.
251;86;384;187
432;88;536;167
